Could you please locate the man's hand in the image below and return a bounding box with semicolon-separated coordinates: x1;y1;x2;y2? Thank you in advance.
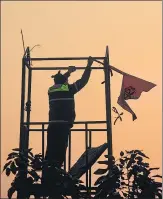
87;56;94;66
68;66;76;73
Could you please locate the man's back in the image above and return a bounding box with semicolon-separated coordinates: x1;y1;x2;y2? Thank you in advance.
48;84;76;123
48;56;94;124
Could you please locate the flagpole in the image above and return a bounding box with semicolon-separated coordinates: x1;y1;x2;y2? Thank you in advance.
110;65;128;76
104;46;113;156
93;58;127;76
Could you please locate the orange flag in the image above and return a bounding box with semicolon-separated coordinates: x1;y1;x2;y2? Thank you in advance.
117;74;156;121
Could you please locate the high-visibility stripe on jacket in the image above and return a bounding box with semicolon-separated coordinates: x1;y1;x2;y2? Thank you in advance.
48;84;69;93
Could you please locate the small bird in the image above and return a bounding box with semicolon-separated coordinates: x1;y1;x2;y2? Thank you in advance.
112;106;123;125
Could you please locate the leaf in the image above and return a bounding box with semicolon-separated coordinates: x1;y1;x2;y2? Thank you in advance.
119;164;123;169
119;158;125;164
104;155;115;160
136;151;149;159
125;150;134;154
25;148;33;152
8;186;16;199
10;162;17;175
77;179;83;183
112;165;120;175
6;168;11;176
126;160;134;169
135;156;143;162
120;151;124;156
152;175;162;178
134;150;143;153
149;167;160;171
127;171;133;179
155;182;162;187
97;160;109;165
14;158;20;166
2;160;12;172
94;168;108;175
131;153;137;160
8;152;19;157
28;155;34;161
28;151;34;157
155;192;162;199
141;162;149;168
28;170;40;181
7;152;19;160
122;192;128;197
12;148;20;152
94;176;106;186
132;165;140;174
78;184;86;190
35;153;42;158
121;181;128;186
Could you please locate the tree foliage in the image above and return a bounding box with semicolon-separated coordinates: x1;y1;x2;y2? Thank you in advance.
93;150;162;199
3;148;162;199
3;148;84;199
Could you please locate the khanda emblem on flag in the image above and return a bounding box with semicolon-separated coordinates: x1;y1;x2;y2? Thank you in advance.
124;86;136;100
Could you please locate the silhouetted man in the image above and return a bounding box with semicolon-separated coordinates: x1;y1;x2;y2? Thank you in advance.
45;56;94;168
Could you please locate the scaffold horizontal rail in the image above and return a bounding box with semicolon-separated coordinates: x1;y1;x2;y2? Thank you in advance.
29;128;107;132
29;56;105;61
31;66;104;70
23;120;107;125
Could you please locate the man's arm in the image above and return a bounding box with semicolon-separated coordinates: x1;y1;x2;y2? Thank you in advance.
70;56;94;94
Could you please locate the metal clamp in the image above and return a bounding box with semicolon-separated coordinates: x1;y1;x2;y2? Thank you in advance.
25;100;31;112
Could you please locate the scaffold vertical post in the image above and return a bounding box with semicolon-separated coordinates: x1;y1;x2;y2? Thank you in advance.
25;47;32;150
68;131;72;171
104;46;113;156
85;123;89;192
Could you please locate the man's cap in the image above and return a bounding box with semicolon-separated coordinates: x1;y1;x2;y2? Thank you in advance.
51;71;70;83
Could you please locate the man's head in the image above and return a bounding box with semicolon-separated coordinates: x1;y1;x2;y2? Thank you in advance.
52;71;69;84
51;66;76;84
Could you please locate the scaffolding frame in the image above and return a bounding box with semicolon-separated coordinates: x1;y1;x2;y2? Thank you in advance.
18;46;113;198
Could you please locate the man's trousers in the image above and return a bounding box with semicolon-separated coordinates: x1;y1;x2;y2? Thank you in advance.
45;123;70;168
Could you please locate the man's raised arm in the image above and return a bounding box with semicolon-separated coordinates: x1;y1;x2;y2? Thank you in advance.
69;56;94;94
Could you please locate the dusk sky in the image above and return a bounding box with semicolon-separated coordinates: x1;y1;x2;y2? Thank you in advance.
1;1;162;198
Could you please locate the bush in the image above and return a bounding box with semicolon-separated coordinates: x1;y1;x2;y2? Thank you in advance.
93;150;162;199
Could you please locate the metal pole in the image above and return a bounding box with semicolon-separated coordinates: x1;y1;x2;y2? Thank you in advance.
19;58;26;151
17;56;26;199
31;66;103;71
28;128;107;132
64;152;66;171
30;57;105;61
24;120;107;125
41;124;46;199
89;130;92;191
42;124;45;160
25;47;32;150
68;131;71;171
85;123;89;192
104;46;113;156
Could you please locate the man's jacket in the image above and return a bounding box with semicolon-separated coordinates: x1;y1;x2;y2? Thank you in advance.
48;65;91;126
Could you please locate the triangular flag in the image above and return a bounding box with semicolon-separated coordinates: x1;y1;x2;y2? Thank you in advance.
117;74;156;121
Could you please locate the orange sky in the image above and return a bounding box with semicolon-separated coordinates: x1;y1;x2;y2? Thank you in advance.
1;1;162;198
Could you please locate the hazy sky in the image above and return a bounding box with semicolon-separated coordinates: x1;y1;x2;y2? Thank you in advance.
1;1;162;198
